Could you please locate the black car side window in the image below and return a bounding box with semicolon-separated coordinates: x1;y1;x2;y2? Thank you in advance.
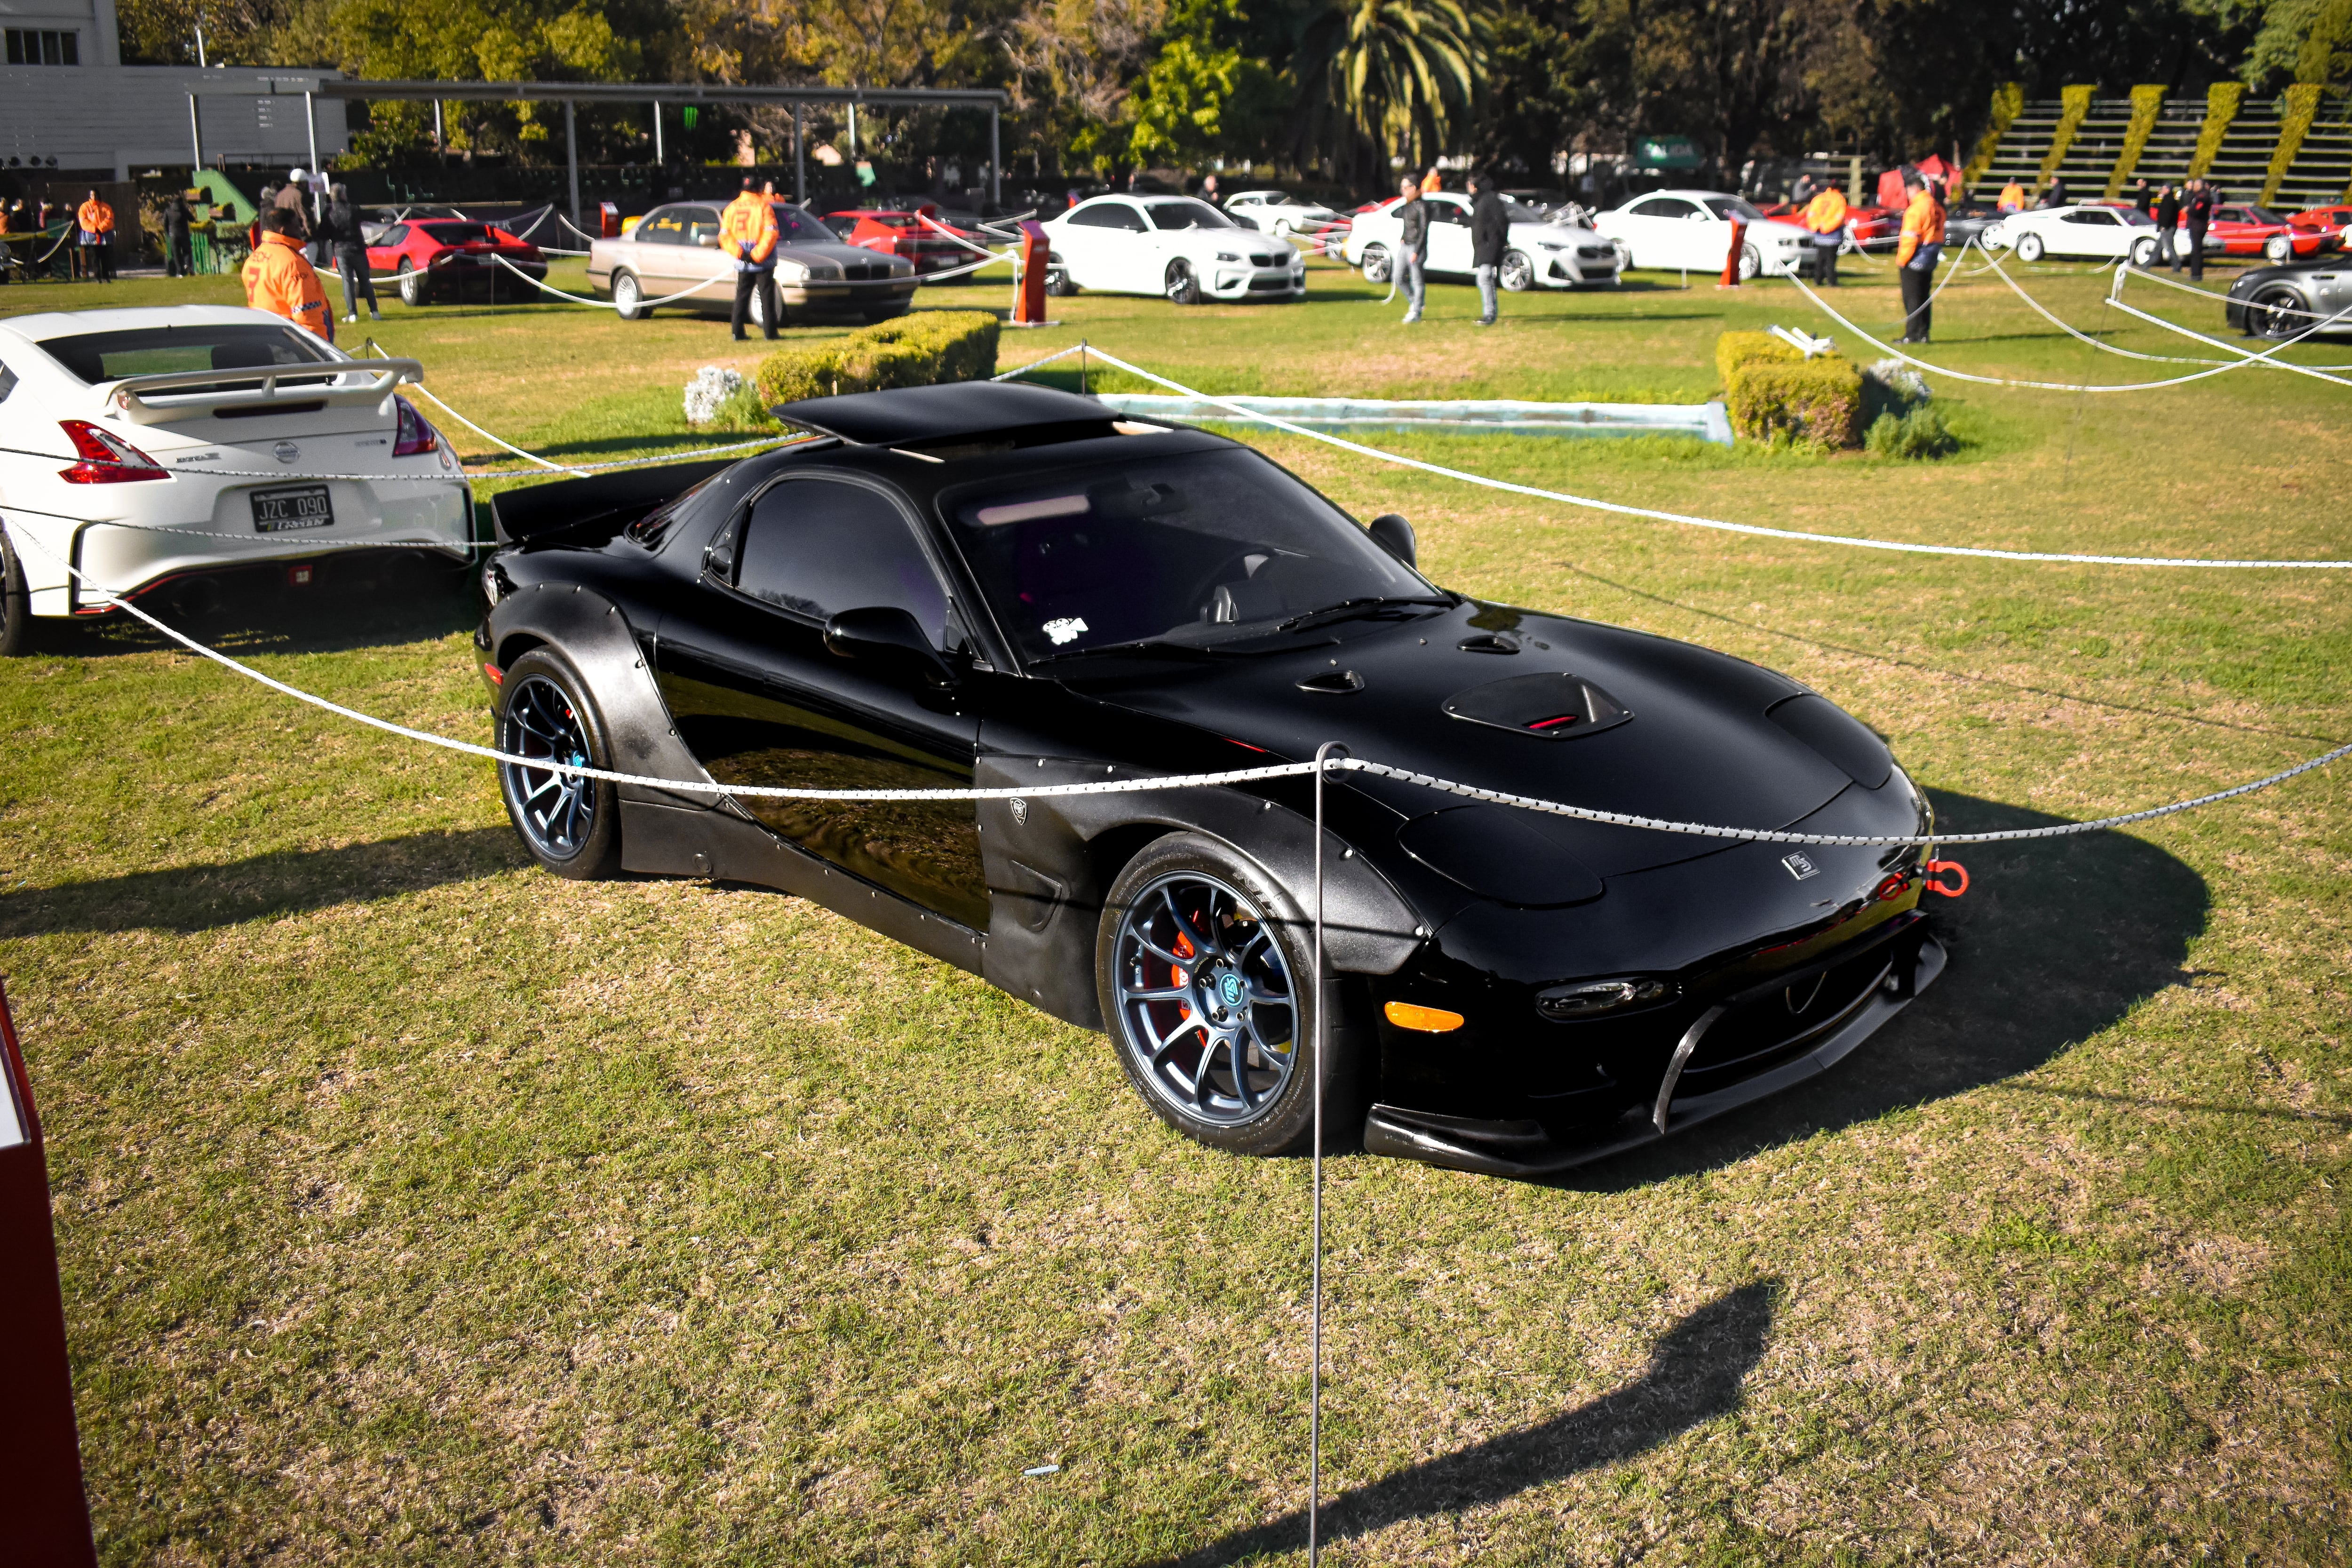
729;478;952;646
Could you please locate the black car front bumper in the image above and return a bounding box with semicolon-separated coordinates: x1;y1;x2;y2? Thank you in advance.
1364;911;1945;1176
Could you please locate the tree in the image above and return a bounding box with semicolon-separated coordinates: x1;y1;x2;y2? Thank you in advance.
1124;0;1287;167
1290;0;1491;183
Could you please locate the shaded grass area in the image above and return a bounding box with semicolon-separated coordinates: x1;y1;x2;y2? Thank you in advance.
1;253;2349;1564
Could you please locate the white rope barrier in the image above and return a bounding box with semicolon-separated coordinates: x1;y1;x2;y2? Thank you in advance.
2105;284;2352;376
1979;251;2219;364
489;252;729;310
1777;261;2352;392
5;525;2342;845
406;383;580;474
1011;343;2352;568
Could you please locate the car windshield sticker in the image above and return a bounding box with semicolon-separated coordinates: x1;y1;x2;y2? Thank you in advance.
977;494;1089;526
1043;616;1088;645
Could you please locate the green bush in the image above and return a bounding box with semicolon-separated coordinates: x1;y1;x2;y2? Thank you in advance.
1715;330;1803;387
1725;357;1864;450
1865;406;1959;460
755;310;1001;407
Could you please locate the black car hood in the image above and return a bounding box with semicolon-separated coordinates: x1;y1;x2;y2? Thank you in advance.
1062;600;1875;877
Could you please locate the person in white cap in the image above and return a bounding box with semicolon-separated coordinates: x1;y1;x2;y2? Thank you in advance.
273;168;312;246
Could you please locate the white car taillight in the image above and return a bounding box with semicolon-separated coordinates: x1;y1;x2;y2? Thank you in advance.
392;395;439;458
56;419;168;484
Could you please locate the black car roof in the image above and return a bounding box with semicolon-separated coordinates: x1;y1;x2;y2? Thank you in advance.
769;381;1117;446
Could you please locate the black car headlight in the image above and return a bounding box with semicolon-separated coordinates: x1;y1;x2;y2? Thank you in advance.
1537;978;1671;1020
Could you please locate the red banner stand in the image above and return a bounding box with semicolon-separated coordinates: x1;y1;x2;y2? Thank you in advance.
1717;219;1746;288
1012;220;1055;326
0;978;97;1568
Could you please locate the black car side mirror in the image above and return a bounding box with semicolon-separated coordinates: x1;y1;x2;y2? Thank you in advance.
826;606;958;688
1368;513;1417;568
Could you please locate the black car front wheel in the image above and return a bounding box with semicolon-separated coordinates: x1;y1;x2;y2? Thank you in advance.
497;649;622;879
2244;287;2312;340
1098;834;1358;1155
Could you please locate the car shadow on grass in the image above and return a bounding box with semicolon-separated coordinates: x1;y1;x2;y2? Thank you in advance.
1130;1278;1777;1568
0;828;527;939
35;553;478;661
1568;787;2211;1193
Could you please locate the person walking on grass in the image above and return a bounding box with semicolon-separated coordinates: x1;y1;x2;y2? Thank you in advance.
1469;171;1505;326
2155;182;2181;269
321;184;379;325
1894;168;1945;344
1394;175;1429;325
162;189;195;278
2183;179;2215;283
76;191;114;282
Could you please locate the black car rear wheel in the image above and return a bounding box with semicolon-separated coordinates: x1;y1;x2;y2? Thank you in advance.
0;523;30;657
397;258;429;307
497;649;622;878
1098;834;1356;1155
2245;287;2312;340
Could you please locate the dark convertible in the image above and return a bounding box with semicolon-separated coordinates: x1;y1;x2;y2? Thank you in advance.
477;381;1946;1176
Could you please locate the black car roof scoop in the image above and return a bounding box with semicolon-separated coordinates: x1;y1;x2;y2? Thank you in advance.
1442;671;1633;740
1766;693;1892;788
1398;805;1605;907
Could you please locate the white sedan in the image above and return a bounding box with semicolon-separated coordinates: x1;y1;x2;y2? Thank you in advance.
1342;191;1622;289
1589;190;1811;279
1223;190;1348;238
1982;203;2162;264
0;305;471;653
1041;195;1306;304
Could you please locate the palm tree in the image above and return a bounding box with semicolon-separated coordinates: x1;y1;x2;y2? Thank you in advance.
1291;0;1491;187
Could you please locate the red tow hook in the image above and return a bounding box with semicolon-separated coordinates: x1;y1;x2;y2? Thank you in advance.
1924;859;1970;898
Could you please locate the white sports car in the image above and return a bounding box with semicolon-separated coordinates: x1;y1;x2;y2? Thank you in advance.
1589;190;1811;279
0;305;472;654
1342;191;1623;290
1223;190;1348;238
1981;203;2162;265
1040;195;1306;304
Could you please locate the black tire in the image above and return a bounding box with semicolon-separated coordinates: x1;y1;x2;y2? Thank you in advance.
1359;243;1391;284
1096;832;1364;1157
611;269;649;320
1737;241;1761;280
397;258;429;307
1165;258;1201;306
2015;231;2045;263
1044;264;1075;296
1499;249;1534;291
0;523;30;657
496;648;623;879
2245;287;2310;341
2265;234;2292;263
2131;235;2159;267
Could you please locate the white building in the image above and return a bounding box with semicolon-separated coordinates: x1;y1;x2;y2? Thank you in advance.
1;0;347;179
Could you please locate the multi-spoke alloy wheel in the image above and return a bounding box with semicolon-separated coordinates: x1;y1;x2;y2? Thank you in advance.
1112;870;1298;1127
495;650;621;878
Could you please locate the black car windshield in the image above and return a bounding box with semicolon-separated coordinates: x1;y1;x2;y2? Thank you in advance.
417;221;493;245
1701;196;1766;223
34;323;339;383
770;204;836;242
946;448;1438;665
1147;199;1237;231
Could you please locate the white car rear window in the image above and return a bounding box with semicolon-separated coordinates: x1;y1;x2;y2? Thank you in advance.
34;324;336;384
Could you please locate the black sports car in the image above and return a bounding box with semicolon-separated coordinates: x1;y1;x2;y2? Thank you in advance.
476;381;1946;1176
2224;258;2352;339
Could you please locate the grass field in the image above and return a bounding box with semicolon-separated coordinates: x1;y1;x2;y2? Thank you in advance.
1;247;2348;1565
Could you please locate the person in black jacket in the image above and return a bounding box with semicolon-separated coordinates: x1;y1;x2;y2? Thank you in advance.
320;184;380;324
2155;183;2181;270
162;191;195;277
1393;175;1429;324
1468;171;1506;326
2183;180;2215;282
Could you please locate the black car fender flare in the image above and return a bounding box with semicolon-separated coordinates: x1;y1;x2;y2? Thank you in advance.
487;582;716;811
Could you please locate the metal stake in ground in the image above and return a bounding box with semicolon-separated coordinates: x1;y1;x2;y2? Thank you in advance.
1309;740;1347;1565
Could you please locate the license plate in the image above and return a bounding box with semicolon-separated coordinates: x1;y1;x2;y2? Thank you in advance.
251;485;334;533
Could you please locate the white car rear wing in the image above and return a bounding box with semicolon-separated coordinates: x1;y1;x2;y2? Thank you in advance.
98;358;425;426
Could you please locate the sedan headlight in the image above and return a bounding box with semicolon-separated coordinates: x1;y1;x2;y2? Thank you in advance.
1216;251;1242;263
775;260;811;283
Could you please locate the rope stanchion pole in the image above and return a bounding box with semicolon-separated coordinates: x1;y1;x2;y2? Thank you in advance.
1307;739;1344;1568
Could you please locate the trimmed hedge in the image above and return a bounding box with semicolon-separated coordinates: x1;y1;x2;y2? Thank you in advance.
1725;358;1865;450
1715;330;1803;387
755;310;1001;407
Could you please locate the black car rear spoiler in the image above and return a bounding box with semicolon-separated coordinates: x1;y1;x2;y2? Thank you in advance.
489;456;740;545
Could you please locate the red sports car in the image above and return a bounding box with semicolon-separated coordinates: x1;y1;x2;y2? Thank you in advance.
363;218;548;307
2196;204;2340;262
1755;200;1901;250
821;207;985;280
2289;204;2352;239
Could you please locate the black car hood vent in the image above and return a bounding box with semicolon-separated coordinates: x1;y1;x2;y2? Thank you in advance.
1442;672;1632;740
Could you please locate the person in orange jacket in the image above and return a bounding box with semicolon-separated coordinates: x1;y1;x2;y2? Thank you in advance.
1996;178;2026;214
721;176;782;341
1801;181;1848;286
1892;169;1947;344
76;191;115;283
242;207;334;342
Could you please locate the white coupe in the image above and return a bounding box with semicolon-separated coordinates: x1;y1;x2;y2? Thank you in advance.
1589;190;1811;279
0;305;472;654
1982;203;2162;265
1041;195;1306;304
1223;190;1348;238
1342;191;1623;290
